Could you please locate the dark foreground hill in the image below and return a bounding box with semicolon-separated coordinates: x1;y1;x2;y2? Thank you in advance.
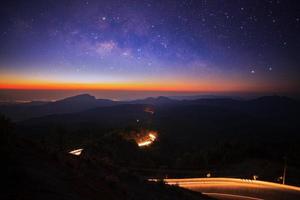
2;118;212;200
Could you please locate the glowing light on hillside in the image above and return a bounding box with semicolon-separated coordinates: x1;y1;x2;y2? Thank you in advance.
137;131;157;147
138;140;153;147
69;148;83;156
149;133;156;140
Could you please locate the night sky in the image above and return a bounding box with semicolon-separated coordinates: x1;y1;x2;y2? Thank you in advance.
0;0;300;97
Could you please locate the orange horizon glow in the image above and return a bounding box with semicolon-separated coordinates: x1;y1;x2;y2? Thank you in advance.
0;83;263;92
0;70;290;93
0;80;278;92
0;68;295;93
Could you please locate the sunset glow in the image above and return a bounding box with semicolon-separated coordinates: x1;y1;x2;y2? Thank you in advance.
0;74;288;93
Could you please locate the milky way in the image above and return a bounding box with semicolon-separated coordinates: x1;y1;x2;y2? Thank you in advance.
0;0;299;94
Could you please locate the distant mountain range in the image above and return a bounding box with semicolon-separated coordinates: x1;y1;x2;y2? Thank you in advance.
0;94;298;122
1;93;298;149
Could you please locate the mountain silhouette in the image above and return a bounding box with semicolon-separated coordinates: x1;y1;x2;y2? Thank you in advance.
0;94;117;121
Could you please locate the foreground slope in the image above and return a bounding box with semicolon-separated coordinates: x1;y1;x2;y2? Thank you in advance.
4;138;212;200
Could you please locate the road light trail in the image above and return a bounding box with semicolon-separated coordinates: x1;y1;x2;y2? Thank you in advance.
137;131;157;147
69;148;83;156
164;178;300;191
149;177;300;200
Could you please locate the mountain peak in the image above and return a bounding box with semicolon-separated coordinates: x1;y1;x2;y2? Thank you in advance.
59;94;96;102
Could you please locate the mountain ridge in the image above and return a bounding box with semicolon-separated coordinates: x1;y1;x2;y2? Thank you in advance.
0;94;298;121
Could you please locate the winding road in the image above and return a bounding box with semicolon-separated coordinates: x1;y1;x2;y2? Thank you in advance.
149;178;300;200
